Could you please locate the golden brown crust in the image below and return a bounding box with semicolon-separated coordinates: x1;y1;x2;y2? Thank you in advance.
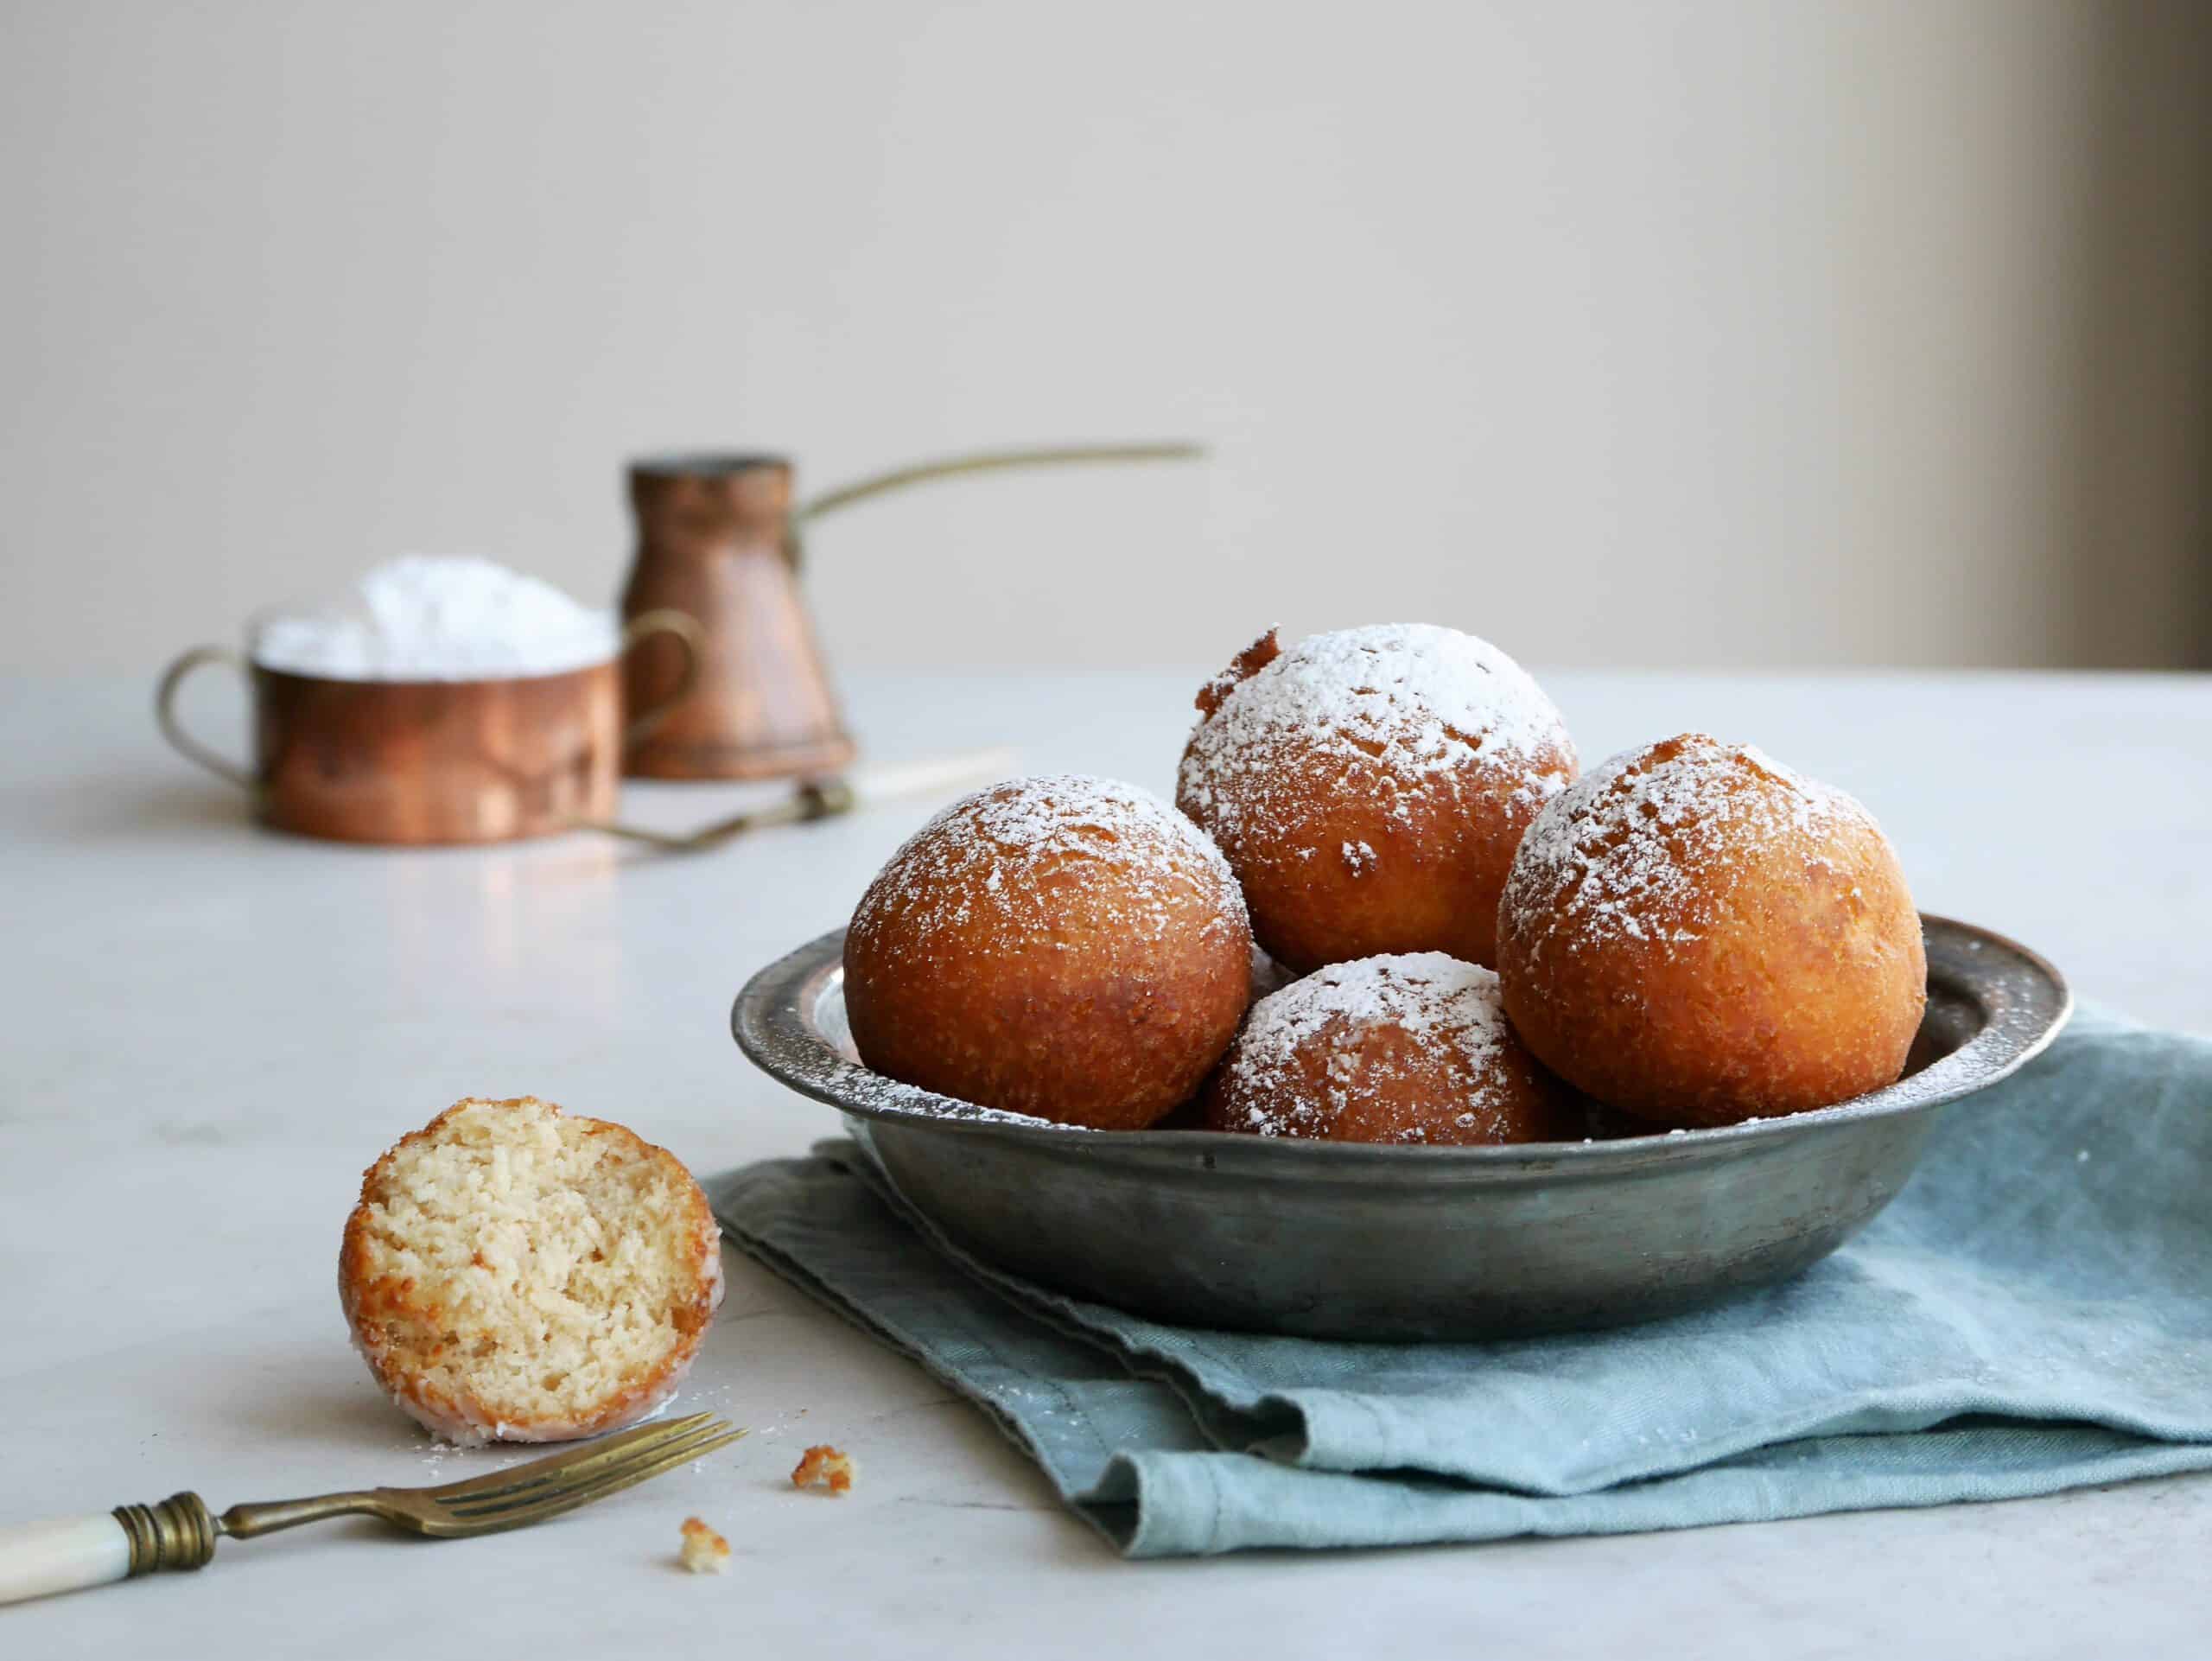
1496;735;1927;1128
337;1097;724;1443
1207;1031;1571;1146
1204;957;1579;1146
1194;627;1283;720
1176;625;1577;974
843;776;1252;1130
1186;750;1565;973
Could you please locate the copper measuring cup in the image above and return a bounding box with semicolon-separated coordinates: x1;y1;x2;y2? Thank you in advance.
154;611;703;845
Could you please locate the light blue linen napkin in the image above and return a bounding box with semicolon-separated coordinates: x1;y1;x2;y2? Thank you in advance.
707;1008;2212;1556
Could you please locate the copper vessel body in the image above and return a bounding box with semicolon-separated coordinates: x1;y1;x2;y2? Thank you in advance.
620;455;855;780
156;620;695;844
245;664;624;844
157;614;702;846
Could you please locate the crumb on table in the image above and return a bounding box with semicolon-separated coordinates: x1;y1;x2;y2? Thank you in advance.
791;1444;857;1495
679;1515;730;1573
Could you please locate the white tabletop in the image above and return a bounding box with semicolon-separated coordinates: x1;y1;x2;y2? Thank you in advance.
4;668;2209;1658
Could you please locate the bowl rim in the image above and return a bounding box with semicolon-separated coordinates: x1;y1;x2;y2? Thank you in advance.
731;913;2072;1170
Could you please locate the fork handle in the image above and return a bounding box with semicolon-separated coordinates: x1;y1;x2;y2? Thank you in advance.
219;1492;380;1537
0;1515;133;1604
0;1493;218;1605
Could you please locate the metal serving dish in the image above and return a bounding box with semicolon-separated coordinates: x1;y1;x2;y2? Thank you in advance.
732;916;2069;1340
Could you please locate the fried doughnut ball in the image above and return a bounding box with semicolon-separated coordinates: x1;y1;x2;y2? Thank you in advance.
844;773;1251;1130
1177;625;1577;974
1205;952;1579;1146
1497;734;1926;1128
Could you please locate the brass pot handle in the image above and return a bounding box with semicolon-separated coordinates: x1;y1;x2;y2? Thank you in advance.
786;442;1205;568
795;442;1205;524
617;608;705;749
154;646;255;790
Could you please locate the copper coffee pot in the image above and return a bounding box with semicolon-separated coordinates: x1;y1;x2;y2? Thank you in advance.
618;444;1203;781
620;456;847;781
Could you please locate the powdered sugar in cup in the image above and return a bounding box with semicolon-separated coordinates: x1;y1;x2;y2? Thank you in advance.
248;556;621;681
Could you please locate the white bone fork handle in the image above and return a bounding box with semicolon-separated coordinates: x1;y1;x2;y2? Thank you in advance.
0;1513;135;1603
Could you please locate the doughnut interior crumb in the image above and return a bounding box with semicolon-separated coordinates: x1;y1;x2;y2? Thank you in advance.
678;1516;730;1573
791;1444;857;1494
339;1096;721;1441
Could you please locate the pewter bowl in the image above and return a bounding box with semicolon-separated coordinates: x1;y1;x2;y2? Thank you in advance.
731;916;2069;1340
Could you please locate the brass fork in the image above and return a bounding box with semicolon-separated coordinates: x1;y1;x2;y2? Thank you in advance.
0;1412;746;1605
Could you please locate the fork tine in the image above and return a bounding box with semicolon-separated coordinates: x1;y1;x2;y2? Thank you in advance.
426;1413;718;1503
435;1428;749;1533
440;1421;741;1519
438;1421;745;1519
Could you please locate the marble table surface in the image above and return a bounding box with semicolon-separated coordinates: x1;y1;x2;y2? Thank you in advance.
3;667;2208;1658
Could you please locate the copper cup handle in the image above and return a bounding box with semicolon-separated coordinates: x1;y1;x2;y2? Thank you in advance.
154;646;256;790
618;608;705;750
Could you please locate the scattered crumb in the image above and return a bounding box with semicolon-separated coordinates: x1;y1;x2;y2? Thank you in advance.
678;1516;730;1574
2076;1149;2090;1163
791;1444;857;1495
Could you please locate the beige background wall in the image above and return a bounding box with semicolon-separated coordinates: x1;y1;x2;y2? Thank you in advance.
4;0;2208;675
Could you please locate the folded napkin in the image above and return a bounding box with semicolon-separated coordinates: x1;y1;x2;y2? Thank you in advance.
707;1008;2212;1557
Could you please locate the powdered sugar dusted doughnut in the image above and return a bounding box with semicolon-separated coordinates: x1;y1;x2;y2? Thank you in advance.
1497;733;1925;1128
1178;625;1577;973
844;773;1251;1130
1205;952;1575;1146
